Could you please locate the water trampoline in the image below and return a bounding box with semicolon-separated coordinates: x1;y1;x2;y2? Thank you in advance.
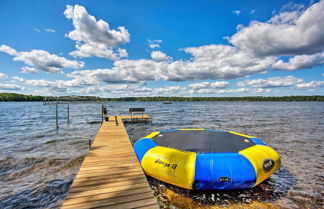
134;129;280;190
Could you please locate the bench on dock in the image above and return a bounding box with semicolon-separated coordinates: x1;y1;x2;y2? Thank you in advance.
129;108;145;119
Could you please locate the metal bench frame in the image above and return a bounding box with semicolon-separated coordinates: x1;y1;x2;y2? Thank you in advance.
129;108;145;119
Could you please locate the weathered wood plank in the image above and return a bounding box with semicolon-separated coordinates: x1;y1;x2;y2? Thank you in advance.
62;192;155;209
61;115;158;209
66;183;150;199
63;187;153;206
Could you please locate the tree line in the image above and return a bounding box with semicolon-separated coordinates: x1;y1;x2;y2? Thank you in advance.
103;96;324;102
0;93;44;101
1;93;323;102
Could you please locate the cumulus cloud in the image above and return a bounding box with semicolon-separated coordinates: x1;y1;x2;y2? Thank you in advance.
0;44;84;74
0;44;17;56
68;60;162;83
237;76;303;88
69;84;186;97
4;2;324;96
66;44;275;84
296;81;324;89
188;87;270;95
150;51;171;62
0;72;8;80
22;76;271;96
230;0;324;56
272;52;324;71
64;5;130;60
21;66;39;74
12;76;25;82
188;81;229;89
279;2;305;13
0;83;24;90
24;76;95;89
178;44;275;80
147;39;162;49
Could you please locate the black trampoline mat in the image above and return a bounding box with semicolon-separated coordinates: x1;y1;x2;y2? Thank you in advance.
152;130;255;153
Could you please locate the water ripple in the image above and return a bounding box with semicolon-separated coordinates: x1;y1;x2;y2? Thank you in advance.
0;101;323;208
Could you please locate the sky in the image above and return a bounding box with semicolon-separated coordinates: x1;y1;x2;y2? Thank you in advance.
0;0;323;97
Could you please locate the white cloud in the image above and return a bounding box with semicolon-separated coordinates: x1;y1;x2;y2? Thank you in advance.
3;2;324;97
188;87;270;94
188;81;229;89
178;44;275;80
153;86;185;95
44;28;56;33
0;44;17;56
68;60;161;83
64;44;275;84
0;44;84;74
279;2;305;13
34;28;40;33
296;81;324;89
24;76;95;89
230;0;324;56
25;79;53;87
0;72;8;80
0;83;24;90
19;73;274;96
147;39;162;49
70;42;128;60
236;24;244;31
250;10;256;14
21;66;39;74
237;76;303;88
233;10;241;15
269;11;301;25
272;52;324;71
12;76;25;82
64;5;130;60
150;51;171;62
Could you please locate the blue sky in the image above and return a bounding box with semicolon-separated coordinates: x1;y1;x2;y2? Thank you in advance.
0;0;323;97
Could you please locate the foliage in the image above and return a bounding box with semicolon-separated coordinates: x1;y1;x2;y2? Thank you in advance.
1;93;323;102
0;93;44;101
102;96;324;102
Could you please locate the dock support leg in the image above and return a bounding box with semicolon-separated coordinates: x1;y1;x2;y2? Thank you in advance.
67;104;70;124
101;104;104;124
56;104;59;129
115;116;119;126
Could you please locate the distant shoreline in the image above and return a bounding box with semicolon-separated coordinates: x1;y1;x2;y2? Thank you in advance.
1;93;323;102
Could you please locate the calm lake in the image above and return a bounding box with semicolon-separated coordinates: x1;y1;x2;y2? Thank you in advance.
0;102;323;208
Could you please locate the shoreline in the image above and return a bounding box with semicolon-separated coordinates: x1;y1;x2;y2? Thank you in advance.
1;93;324;102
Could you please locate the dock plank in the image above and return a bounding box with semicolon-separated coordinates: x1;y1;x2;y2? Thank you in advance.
61;115;158;209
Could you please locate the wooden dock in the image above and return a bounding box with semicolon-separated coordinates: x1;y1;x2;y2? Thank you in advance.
61;115;159;209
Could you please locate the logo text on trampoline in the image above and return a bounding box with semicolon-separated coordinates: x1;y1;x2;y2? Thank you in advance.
263;159;275;172
155;159;178;169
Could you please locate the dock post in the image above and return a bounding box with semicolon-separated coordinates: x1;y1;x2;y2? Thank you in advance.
115;115;119;126
56;104;59;129
101;104;104;124
67;104;70;124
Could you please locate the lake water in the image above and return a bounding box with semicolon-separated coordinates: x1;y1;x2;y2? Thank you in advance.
0;102;323;208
